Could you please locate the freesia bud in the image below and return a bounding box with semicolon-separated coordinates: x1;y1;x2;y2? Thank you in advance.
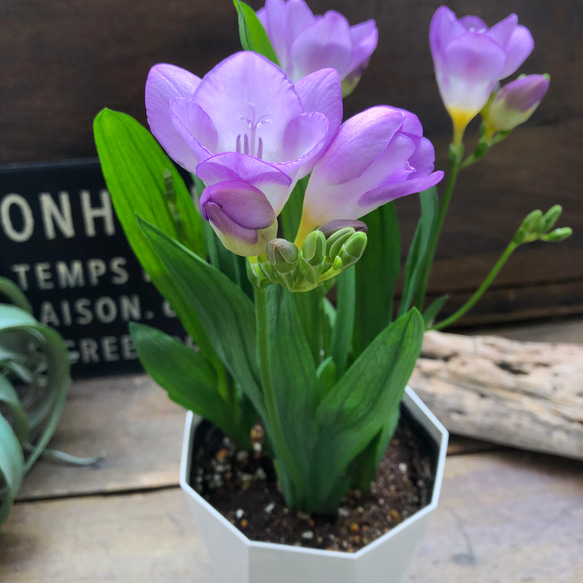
301;230;326;265
483;74;550;135
326;227;355;260
257;0;378;93
540;227;573;243
541;204;562;232
430;6;534;144
337;231;368;269
513;206;572;246
267;239;299;273
298;230;327;284
200;180;278;256
296;106;443;243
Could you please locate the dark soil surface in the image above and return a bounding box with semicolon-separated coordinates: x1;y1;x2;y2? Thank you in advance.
189;408;436;553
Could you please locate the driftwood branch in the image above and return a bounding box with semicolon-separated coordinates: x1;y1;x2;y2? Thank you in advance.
411;330;583;460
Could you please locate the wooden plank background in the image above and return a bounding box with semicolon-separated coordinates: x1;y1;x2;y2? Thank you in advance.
1;0;582;325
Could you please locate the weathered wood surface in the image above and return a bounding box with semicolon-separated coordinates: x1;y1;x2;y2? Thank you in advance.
17;374;185;501
2;451;582;583
1;1;582;325
412;330;583;460
15;373;492;502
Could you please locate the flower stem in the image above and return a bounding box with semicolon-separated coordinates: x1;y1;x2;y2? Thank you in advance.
414;147;462;309
253;285;300;506
431;240;518;330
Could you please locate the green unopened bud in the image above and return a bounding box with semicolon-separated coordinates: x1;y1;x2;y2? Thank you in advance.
326;227;355;259
267;239;299;274
298;230;327;285
540;227;573;242
522;209;544;234
301;230;326;266
337;232;368;269
541;205;562;232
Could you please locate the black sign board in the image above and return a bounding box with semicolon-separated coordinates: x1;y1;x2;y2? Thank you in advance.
0;159;191;378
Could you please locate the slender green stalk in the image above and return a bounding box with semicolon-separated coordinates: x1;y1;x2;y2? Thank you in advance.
431;240;518;330
253;285;301;506
414;150;462;309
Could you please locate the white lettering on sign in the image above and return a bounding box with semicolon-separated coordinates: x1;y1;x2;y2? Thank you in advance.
56;261;85;288
38;294;142;327
39;192;75;239
35;262;54;290
80;189;115;237
1;194;35;242
10;258;129;291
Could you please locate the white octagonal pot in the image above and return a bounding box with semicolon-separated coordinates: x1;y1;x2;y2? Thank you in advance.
180;386;448;583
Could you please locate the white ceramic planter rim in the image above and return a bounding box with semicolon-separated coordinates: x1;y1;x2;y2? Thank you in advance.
180;385;448;560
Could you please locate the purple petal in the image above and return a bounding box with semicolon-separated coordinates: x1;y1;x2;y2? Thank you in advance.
282;112;328;160
290;11;354;81
262;0;314;72
145;64;202;171
444;33;506;83
429;6;466;72
197;153;292;215
486;14;518;48
201;181;275;230
192;52;303;162
390;107;423;137
294;68;343;145
358;171;444;211
499;74;549;111
438;32;506;115
312;107;405;186
348;20;378;74
500;25;534;78
168;98;217;170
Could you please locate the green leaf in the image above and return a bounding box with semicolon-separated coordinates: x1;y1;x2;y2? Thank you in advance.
0;278;33;315
264;285;319;505
94;109;225;380
0;413;25;527
138;218;265;420
350;407;400;492
130;323;236;438
0;375;29;445
309;309;424;512
0;308;70;473
233;0;279;65
0;304;37;330
399;188;438;317
354;202;400;356
423;294;448;328
330;266;355;376
315;357;336;405
293;286;326;365
280;176;308;242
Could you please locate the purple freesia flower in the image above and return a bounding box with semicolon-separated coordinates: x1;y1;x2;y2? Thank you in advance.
200;181;278;256
296;106;444;243
146;51;342;214
483;74;549;136
430;6;534;142
257;0;378;95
